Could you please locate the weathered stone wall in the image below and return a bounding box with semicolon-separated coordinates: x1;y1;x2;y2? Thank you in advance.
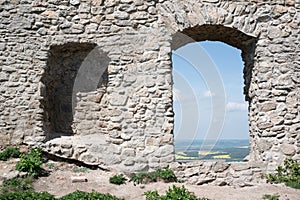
0;0;299;183
170;160;267;186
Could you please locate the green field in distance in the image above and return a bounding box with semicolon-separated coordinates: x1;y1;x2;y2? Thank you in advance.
175;139;250;162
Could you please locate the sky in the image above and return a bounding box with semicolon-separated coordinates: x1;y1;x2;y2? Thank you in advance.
172;41;249;141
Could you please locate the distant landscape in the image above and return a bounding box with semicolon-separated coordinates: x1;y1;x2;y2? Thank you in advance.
175;139;250;162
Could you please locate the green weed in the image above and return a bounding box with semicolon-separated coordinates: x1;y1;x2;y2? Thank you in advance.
263;193;280;200
16;148;43;177
1;176;34;194
266;158;300;189
109;174;127;185
72;167;89;173
0;190;55;200
0;190;123;200
0;147;21;161
144;185;209;200
131;168;177;185
58;190;124;200
46;162;55;169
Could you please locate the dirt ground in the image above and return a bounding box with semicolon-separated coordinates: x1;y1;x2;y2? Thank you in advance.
1;159;300;200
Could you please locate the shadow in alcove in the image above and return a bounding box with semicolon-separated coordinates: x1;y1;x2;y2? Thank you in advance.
41;43;110;141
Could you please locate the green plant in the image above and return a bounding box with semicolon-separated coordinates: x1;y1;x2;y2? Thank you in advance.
263;193;280;200
0;190;123;200
144;185;209;200
266;158;300;189
131;171;156;184
46;162;55;169
0;190;55;200
0;189;124;200
58;190;124;200
16;148;43;177
156;168;177;182
1;176;34;194
0;147;21;161
72;167;89;173
131;168;177;185
144;190;161;200
285;178;300;189
109;174;127;185
131;172;143;184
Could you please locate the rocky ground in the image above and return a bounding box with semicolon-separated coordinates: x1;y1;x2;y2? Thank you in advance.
0;158;300;200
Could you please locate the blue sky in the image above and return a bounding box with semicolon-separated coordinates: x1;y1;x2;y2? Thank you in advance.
172;41;249;141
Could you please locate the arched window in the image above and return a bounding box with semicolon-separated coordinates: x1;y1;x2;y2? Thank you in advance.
172;25;256;162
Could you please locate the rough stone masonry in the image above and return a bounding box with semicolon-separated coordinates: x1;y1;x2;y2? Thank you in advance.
0;0;299;185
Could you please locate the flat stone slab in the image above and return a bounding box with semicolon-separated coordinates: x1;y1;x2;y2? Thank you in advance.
46;134;108;146
43;134;113;166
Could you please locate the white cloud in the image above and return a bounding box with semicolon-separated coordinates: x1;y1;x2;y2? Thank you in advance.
173;87;181;96
226;102;248;112
173;87;202;106
204;90;215;97
173;88;183;102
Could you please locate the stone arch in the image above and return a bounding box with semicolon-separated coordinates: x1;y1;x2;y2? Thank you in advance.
158;0;260;39
172;25;257;102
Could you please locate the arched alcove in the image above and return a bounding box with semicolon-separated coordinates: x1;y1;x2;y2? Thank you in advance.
171;25;257;161
41;43;99;140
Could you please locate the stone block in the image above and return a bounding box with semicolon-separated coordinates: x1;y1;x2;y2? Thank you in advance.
104;155;122;165
91;0;104;6
123;159;135;166
281;143;296;156
154;145;174;157
110;94;128;106
120;132;132;140
240;169;254;176
114;11;130;20
184;167;199;177
268;26;282;39
159;154;174;163
0;43;6;51
270;116;284;125
1;171;19;180
261;130;278;137
213;161;230;173
79;153;99;165
145;137;160;146
70;0;80;6
231;163;250;171
121;148;135;157
258;122;274;130
259;102;277;112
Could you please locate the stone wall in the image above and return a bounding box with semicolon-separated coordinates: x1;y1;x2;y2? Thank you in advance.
0;0;299;183
170;160;267;186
